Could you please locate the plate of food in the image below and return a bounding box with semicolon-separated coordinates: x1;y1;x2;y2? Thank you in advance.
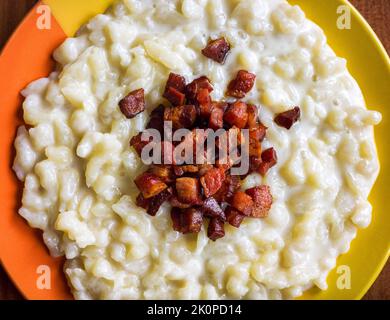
0;0;389;300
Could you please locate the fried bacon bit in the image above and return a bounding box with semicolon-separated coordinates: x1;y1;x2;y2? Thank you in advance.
186;76;213;101
245;185;273;218
147;105;165;134
198;164;214;176
164;105;197;130
164;87;186;106
135;172;167;199
201;37;231;64
208;218;225;241
249;156;262;173
226;70;256;98
197;88;212;106
274;106;301;129
148;165;174;184
170;196;191;209
181;208;204;233
171;207;204;233
249;124;267;142
119;88;145;119
180;165;199;173
200;167;226;198
171;207;183;231
176;177;202;205
147;187;173;216
209;106;224;130
247;104;259;128
213;174;241;203
230;191;254;216
258;147;277;176
249;139;262;158
136;193;149;210
163;73;186;106
129;132;152;157
224;101;248;129
201;197;226;221
225;206;245;228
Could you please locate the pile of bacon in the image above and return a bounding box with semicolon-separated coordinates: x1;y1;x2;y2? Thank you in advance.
118;37;300;241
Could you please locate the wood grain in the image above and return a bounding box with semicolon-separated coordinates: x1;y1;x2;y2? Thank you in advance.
0;0;388;300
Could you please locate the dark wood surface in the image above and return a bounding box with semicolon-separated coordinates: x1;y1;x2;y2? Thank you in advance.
0;0;389;300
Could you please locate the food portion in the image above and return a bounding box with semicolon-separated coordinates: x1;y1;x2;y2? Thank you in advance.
13;0;382;300
128;72;282;240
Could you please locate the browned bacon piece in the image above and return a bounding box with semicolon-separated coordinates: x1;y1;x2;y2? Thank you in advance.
209;106;224;130
198;164;214;176
274;106;301;129
201;37;231;64
200;167;226;198
148;165;174;184
245;185;273;218
213;174;241;203
247;104;259;128
170;196;191;209
197;88;212;106
163;73;187;106
147;105;165;134
249;139;262;158
207;218;225;241
147;187;173;216
176;177;202;205
171;207;183;232
130;132;152;157
201;197;226;221
223;101;248;129
136;193;149;210
186;76;213;101
164;105;197;130
119;88;145;119
226;70;256;98
249;124;267;142
258;147;277;176
225;206;245;228
181;208;204;233
230;191;254;216
135;172;167;199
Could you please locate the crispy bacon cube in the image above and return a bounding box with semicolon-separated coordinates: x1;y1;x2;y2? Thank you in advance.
176;177;202;204
230;191;254;216
223;101;248;129
136;193;149;210
130;132;152;157
200;167;226;198
147;105;165;134
147;187;173;216
245;185;273;218
198;164;214;176
119;88;145;119
186;76;213;101
274;106;301;129
225;206;245;228
209;106;224;130
226;70;256;98
170;196;192;209
163;73;186;106
258;147;277;176
249;156;262;173
249;124;267;142
201;197;226;221
249;139;262;158
247;104;259;128
171;207;183;232
213;174;241;203
164;105;197;130
135;172;167;199
181;208;204;234
201;37;231;64
207;218;225;241
164;87;186;106
197;88;212;106
148;165;174;184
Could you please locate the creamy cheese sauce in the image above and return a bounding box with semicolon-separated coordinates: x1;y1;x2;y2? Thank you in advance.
13;0;381;299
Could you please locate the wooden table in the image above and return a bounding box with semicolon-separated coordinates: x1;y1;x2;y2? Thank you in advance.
0;0;389;300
